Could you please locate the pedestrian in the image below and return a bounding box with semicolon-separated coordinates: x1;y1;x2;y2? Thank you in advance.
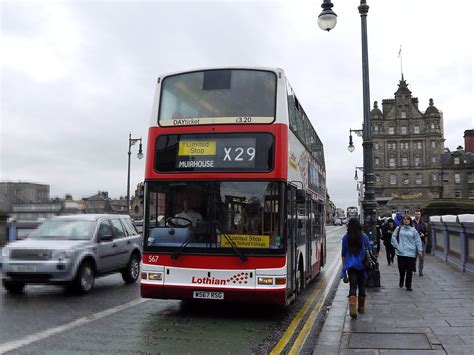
393;211;403;227
413;209;427;276
391;214;423;291
381;218;396;265
340;218;372;318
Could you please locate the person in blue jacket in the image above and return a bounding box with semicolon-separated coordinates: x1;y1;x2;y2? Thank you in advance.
391;213;423;291
393;211;403;227
340;218;372;318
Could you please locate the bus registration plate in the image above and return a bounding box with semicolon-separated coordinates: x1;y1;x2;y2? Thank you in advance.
193;291;224;300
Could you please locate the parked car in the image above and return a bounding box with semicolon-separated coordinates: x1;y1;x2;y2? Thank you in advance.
1;214;142;294
334;218;342;226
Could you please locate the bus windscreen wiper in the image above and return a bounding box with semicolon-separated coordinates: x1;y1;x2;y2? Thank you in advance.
221;233;247;262
171;233;197;260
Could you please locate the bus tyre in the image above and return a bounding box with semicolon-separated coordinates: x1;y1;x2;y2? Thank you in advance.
3;280;25;294
73;260;95;294
122;253;140;284
296;266;304;295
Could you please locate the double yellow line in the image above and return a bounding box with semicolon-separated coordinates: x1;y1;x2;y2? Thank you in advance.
270;257;342;354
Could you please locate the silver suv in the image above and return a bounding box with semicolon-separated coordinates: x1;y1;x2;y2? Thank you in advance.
1;214;142;294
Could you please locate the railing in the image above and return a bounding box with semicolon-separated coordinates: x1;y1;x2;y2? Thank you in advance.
429;214;474;272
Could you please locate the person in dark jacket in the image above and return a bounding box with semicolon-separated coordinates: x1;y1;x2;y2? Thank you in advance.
391;214;423;291
340;218;372;318
413;209;427;276
382;218;396;265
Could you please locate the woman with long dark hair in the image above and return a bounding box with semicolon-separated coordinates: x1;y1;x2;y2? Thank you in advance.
341;218;372;318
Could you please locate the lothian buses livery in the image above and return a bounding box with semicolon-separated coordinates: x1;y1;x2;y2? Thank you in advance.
140;67;326;305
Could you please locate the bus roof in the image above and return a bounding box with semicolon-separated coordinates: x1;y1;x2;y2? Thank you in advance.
156;66;285;82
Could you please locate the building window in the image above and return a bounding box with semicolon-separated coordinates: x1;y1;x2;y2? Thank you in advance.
431;157;437;163
432;173;437;181
414;157;421;166
468;173;474;183
388;142;396;150
404;209;410;215
455;190;461;198
374;125;379;132
454;174;461;184
431;122;436;129
431;141;436;148
416;173;422;185
414;125;420;134
402;157;408;166
389;126;395;135
375;157;380;165
389;158;396;167
403;174;410;185
415;142;422;149
389;174;397;185
375;175;381;182
443;173;449;182
401;142;409;149
469;190;474;199
401;126;407;135
400;111;407;119
454;157;460;164
374;143;379;150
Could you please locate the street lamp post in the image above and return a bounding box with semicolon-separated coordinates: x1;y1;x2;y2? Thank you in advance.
318;0;378;243
127;133;144;214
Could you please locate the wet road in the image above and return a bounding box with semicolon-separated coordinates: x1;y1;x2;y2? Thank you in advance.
0;226;345;354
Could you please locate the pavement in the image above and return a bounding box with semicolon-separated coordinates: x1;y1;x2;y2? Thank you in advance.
313;246;474;354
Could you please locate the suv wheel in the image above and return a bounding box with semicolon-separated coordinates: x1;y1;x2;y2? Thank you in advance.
74;260;95;294
122;253;140;284
3;280;25;294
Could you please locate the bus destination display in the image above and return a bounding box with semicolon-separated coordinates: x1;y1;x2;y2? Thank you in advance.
155;133;274;172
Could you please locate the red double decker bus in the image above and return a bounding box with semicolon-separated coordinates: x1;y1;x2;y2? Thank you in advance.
140;67;326;305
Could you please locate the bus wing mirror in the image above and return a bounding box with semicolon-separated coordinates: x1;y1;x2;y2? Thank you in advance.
296;189;305;204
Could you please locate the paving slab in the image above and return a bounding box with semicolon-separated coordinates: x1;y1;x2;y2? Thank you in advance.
312;250;474;354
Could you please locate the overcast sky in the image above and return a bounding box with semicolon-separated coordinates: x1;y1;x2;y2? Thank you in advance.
1;0;472;211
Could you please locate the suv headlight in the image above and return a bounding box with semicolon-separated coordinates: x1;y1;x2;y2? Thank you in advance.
1;248;9;258
53;250;74;261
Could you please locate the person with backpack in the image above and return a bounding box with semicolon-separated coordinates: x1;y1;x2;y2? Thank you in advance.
413;209;428;276
391;214;423;291
340;218;372;318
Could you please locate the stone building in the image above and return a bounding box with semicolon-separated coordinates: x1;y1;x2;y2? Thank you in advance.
0;182;50;213
371;76;445;216
440;133;474;199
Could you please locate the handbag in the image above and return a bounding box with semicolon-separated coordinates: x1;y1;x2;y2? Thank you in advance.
364;249;376;271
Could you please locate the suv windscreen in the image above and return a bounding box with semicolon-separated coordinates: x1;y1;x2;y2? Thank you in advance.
29;220;96;240
144;181;284;254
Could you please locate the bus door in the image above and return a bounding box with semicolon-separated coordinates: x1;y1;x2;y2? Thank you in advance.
286;185;297;294
305;196;312;279
297;194;310;281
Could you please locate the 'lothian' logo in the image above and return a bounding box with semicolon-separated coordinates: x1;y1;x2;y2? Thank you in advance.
191;272;250;285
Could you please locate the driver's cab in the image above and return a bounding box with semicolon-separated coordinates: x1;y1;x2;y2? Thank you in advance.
147;190;208;247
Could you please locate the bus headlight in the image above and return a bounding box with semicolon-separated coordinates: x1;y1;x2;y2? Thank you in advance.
257;277;273;285
145;272;163;281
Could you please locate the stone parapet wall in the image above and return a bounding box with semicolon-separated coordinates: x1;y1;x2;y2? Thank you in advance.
429;214;474;272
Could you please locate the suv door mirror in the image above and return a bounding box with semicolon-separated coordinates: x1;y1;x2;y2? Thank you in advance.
98;233;113;242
